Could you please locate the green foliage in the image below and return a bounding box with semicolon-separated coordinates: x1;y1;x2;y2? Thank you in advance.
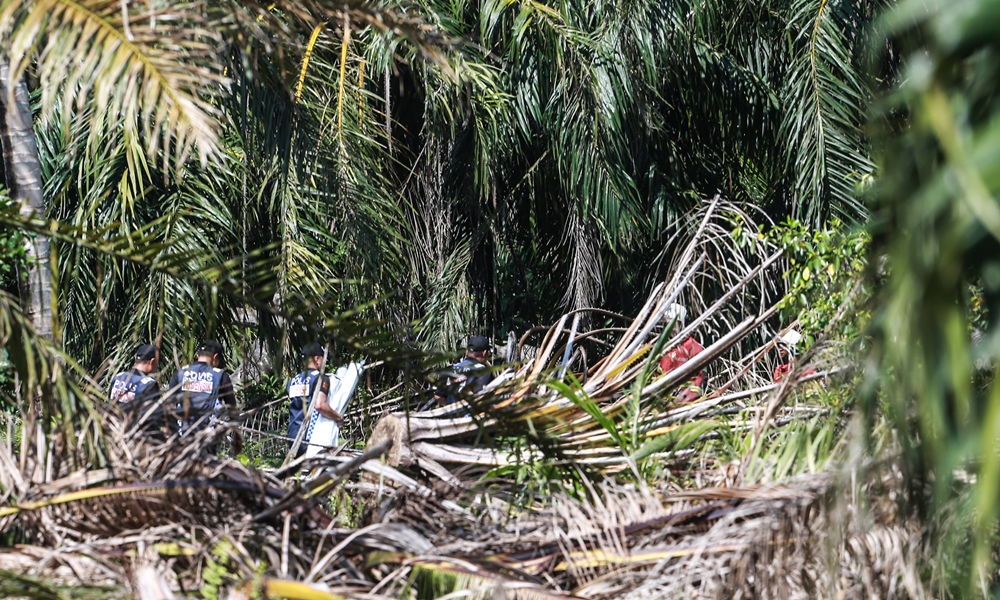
326;484;364;528
0;226;26;295
411;563;459;600
632;420;719;462
684;382;850;487
735;217;870;345
0;569;126;599
200;541;240;600
743;412;842;484
0;348;16;408
0;195;27;401
870;0;1000;593
483;442;589;507
239;374;286;411
549;375;626;452
774;218;870;343
236;441;284;470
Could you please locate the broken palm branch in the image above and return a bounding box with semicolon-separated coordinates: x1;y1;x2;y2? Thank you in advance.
365;208;819;480
255;440;392;522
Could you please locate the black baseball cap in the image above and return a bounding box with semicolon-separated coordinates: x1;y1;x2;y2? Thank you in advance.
197;340;224;357
134;343;158;362
302;343;325;359
468;335;490;352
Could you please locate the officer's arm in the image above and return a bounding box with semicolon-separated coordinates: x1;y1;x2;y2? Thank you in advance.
313;377;343;423
433;385;448;404
473;371;493;394
140;381;161;404
218;372;238;407
434;369;455;404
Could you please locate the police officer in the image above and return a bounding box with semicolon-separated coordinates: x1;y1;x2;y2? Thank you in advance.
434;335;494;406
287;343;344;454
168;340;238;437
110;343;161;413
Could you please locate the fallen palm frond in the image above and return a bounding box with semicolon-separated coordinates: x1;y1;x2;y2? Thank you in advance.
365;200;835;482
356;459;924;599
0;458;928;598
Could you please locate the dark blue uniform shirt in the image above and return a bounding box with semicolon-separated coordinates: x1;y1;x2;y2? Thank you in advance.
286;369;329;440
436;357;494;405
168;362;236;432
110;368;161;413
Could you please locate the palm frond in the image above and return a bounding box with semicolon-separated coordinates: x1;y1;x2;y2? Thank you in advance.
1;0;230;171
781;0;876;225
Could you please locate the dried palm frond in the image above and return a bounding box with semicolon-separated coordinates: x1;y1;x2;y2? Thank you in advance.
365;198;821;481
354;453;921;600
0;545;124;588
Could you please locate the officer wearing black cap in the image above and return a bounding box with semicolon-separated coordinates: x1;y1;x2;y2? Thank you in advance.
167;340;237;435
434;335;494;406
286;343;344;451
110;343;161;413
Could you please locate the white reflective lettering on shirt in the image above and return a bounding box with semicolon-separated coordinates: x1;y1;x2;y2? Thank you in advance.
182;381;214;393
289;384;309;397
181;370;215;393
111;380;134;403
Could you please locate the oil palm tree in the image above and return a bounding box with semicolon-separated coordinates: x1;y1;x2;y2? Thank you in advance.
2;0;891;372
364;0;886;347
0;63;50;339
0;0;232;342
0;0;446;372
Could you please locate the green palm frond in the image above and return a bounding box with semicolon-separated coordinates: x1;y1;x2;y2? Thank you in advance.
1;0;231;171
1;207;397;373
781;0;877;225
0;286;108;481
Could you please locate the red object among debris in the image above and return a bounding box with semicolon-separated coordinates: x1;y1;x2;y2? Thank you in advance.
659;337;706;402
773;363;815;383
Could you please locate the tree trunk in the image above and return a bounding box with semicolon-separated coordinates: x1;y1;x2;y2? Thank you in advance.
0;64;52;339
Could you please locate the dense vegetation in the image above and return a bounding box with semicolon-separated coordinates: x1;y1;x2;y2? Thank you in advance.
1;0;1000;597
2;0;886;369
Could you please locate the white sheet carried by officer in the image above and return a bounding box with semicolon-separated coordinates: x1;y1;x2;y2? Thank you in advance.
304;361;363;458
